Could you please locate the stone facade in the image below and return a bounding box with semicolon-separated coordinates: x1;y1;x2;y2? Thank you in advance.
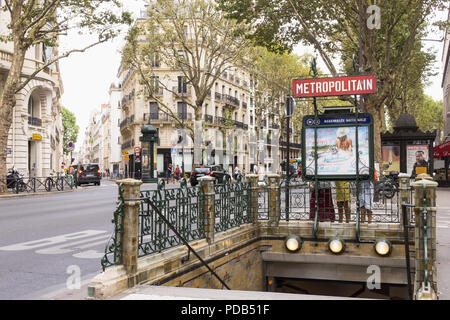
0;10;64;177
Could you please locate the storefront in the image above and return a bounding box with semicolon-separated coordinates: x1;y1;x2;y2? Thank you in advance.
433;140;450;186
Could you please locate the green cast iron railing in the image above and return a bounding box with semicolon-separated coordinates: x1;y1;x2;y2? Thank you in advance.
101;183;125;271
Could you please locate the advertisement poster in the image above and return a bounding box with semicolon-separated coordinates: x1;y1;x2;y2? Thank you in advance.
304;126;370;176
381;145;400;174
407;145;429;176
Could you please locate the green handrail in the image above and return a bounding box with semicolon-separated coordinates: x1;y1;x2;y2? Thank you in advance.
423;183;429;290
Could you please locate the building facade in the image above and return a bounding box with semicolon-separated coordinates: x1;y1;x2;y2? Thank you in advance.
1;10;64;177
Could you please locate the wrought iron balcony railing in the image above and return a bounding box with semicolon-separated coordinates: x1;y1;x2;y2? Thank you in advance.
28;116;42;127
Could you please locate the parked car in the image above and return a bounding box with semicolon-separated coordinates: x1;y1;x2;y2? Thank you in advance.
76;163;101;186
189;165;230;186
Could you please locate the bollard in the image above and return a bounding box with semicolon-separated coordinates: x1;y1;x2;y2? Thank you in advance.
267;174;281;227
116;178;142;276
412;177;438;300
199;176;215;244
246;174;259;224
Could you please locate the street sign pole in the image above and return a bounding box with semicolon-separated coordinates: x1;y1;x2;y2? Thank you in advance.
285;95;295;222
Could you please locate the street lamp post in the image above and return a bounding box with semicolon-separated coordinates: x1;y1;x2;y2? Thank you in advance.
140;123;158;183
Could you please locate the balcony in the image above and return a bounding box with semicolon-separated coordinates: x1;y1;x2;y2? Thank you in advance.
121;89;135;106
147;87;164;97
172;86;191;98
280;141;302;149
214;116;226;126
28;116;42;127
143;112;193;122
204;114;214;124
270;123;280;129
233;120;244;129
120;114;135;130
215;92;240;108
121;139;134;151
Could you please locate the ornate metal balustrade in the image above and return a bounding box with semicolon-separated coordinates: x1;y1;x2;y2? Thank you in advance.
101;183;125;270
137;180;205;258
214;181;251;232
280;180;414;224
102;176;412;271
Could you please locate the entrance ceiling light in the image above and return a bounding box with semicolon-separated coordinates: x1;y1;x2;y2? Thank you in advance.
285;235;302;252
328;237;345;254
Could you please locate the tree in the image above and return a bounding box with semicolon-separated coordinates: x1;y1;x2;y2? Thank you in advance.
217;0;447;162
249;47;310;162
62;107;79;155
121;0;251;166
414;95;443;133
0;0;131;192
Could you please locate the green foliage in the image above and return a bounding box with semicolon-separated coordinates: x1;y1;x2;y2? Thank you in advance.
62;107;79;155
414;95;443;132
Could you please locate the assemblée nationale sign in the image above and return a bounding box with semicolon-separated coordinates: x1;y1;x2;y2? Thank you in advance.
292;75;377;98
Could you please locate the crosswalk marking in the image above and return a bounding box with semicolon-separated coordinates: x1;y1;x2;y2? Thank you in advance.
73;250;105;259
35;234;109;255
0;230;107;251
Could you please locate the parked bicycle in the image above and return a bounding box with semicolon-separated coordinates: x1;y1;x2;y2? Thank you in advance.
45;173;63;192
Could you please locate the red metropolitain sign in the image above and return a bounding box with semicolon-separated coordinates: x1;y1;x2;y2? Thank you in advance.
292;75;377;98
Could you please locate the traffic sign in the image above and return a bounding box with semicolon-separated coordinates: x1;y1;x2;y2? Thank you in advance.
123;149;128;155
32;134;42;140
67;141;74;150
134;146;141;154
124;155;130;161
171;148;177;155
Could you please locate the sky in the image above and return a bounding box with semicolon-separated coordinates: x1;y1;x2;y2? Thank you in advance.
58;1;448;153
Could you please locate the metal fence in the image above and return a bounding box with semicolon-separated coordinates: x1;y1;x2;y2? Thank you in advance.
138;180;205;258
214;181;251;232
102;177;411;270
0;175;75;194
280;181;413;224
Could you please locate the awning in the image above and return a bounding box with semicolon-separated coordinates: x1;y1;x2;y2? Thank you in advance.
434;141;450;158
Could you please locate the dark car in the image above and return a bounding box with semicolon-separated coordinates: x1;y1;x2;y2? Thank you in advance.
76;163;101;186
189;165;230;186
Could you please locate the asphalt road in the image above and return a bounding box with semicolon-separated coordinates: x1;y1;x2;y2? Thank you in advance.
1;181;449;300
0;179;125;299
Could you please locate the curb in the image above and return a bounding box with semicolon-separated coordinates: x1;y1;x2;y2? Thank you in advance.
0;188;76;199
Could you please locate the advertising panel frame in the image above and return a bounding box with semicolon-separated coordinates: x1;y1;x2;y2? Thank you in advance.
301;113;374;181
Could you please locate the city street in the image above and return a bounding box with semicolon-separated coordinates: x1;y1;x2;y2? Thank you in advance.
0;179;181;300
0;179;128;299
1;180;450;299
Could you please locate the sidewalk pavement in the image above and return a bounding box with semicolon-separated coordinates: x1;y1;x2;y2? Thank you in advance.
0;188;76;199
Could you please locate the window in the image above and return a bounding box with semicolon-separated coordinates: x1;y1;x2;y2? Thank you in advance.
177;76;187;94
149;102;159;120
177;102;187;119
28;96;34;116
150;76;159;91
42;44;52;63
151;53;160;67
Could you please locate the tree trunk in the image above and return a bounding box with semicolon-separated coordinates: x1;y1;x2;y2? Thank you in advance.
192;107;203;169
0;47;26;193
364;94;387;165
